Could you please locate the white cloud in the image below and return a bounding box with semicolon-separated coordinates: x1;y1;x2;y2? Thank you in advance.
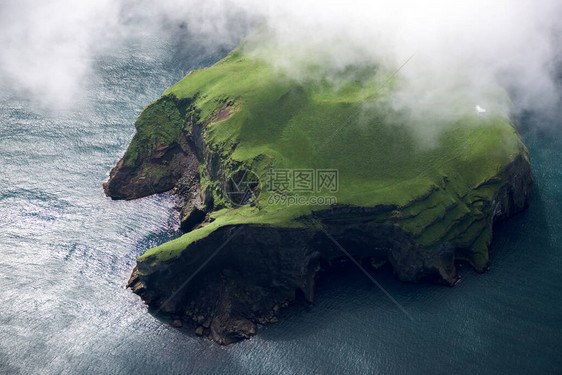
0;0;560;116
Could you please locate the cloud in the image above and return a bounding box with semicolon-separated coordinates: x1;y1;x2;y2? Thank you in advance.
0;0;560;119
242;1;560;112
0;0;121;107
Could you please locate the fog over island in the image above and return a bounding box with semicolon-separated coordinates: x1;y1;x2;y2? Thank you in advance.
1;1;562;373
1;0;560;119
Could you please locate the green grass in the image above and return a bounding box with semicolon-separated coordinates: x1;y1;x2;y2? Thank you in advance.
130;46;526;265
122;95;191;168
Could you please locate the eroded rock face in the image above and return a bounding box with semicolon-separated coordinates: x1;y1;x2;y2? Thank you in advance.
125;151;532;345
107;48;534;344
104;95;199;200
103;141;195;200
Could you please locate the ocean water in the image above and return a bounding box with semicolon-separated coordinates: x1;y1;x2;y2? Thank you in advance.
1;30;561;375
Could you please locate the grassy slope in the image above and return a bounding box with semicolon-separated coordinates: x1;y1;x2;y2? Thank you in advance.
134;47;523;265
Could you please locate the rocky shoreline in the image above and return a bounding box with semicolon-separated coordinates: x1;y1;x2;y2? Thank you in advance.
122;150;532;345
105;47;534;345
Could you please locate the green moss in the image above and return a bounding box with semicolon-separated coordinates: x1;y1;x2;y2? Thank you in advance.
138;204;308;265
129;46;527;264
122;95;191;168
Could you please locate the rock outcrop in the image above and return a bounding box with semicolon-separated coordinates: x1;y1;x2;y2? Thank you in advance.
125;151;532;344
108;45;533;344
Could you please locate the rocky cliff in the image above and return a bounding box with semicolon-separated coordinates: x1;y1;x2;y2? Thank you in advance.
107;46;533;344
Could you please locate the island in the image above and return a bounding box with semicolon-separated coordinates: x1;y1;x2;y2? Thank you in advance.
105;44;533;345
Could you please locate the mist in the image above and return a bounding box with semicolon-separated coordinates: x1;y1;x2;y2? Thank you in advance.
1;0;560;124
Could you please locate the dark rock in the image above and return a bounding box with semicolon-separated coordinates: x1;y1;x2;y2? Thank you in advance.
127;151;533;344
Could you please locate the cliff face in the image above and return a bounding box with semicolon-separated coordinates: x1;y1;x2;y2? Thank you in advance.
107;47;533;344
103;96;198;200
126;153;532;344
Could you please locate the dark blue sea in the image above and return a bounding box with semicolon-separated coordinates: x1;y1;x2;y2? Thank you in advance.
1;25;561;375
